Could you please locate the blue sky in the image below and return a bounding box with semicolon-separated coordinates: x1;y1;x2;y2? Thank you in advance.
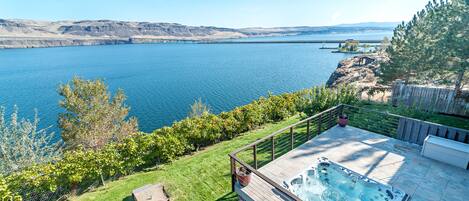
0;0;429;28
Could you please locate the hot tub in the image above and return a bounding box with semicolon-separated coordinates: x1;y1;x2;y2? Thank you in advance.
283;157;409;201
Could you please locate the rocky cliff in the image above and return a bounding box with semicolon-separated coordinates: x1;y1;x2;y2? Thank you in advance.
326;53;388;88
326;53;391;100
0;19;394;48
0;19;246;48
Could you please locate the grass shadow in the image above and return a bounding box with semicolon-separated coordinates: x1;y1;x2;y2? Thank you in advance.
122;195;133;201
215;192;238;201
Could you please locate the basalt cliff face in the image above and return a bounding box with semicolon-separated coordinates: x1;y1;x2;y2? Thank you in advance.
326;53;390;99
0;19;245;48
0;19;394;48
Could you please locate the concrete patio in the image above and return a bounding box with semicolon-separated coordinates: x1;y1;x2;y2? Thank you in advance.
236;125;469;201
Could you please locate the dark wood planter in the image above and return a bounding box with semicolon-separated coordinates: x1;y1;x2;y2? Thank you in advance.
338;114;348;127
236;167;252;187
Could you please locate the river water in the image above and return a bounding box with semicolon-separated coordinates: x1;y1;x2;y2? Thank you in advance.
0;32;391;138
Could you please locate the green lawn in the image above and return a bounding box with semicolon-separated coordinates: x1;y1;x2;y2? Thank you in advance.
73;116;301;201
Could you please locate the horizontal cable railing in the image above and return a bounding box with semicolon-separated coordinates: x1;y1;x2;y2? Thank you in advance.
229;105;342;201
342;104;469;144
342;104;400;138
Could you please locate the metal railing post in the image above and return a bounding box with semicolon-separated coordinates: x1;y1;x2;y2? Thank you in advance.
230;156;236;192
318;113;322;134
271;137;275;160
253;145;258;169
290;127;294;150
339;104;345;115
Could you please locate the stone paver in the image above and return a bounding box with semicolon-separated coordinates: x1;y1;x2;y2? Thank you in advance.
237;126;469;201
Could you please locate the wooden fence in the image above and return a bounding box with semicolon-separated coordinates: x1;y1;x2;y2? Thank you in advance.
397;117;469;145
391;82;469;117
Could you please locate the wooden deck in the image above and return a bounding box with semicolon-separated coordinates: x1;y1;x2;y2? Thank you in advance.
235;126;469;201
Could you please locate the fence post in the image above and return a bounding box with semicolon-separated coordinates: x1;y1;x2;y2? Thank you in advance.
306;120;311;140
391;80;404;107
329;110;334;128
271;137;275;160
230;156;236;192
253;145;258;169
290;127;294;150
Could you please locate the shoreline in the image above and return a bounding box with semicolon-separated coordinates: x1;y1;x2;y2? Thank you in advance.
0;38;210;49
0;38;385;49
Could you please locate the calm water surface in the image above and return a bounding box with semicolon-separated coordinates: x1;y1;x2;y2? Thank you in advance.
0;33;391;138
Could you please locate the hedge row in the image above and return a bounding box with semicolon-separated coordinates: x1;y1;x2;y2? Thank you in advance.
1;85;357;200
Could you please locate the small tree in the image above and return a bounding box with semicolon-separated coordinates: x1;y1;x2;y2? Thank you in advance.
379;36;390;52
0;106;62;175
58;77;138;150
188;98;210;118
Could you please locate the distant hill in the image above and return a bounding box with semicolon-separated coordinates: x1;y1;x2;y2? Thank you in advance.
335;22;400;28
0;19;395;48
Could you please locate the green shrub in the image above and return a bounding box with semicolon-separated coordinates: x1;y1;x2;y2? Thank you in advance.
301;85;358;116
262;93;297;121
238;101;265;129
172;114;223;151
0;174;22;201
153;133;187;162
219;111;242;140
5;163;60;200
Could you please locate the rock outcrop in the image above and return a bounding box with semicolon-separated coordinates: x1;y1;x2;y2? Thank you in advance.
326;53;391;101
326;53;389;89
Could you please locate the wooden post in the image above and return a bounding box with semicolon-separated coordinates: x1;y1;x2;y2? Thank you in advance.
306;120;311;140
230;157;236;192
271;137;275;160
253;145;258;169
290;127;294;150
318;114;322;134
392;80;404;107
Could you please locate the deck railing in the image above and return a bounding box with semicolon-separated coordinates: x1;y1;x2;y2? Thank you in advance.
229;105;343;200
343;104;469;145
229;104;469;200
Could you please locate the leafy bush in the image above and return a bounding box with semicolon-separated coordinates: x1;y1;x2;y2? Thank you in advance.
152;132;187;162
0;174;21;201
0;106;63;175
302;85;358;116
219;111;242;140
4;85;358;200
172;114;223;151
